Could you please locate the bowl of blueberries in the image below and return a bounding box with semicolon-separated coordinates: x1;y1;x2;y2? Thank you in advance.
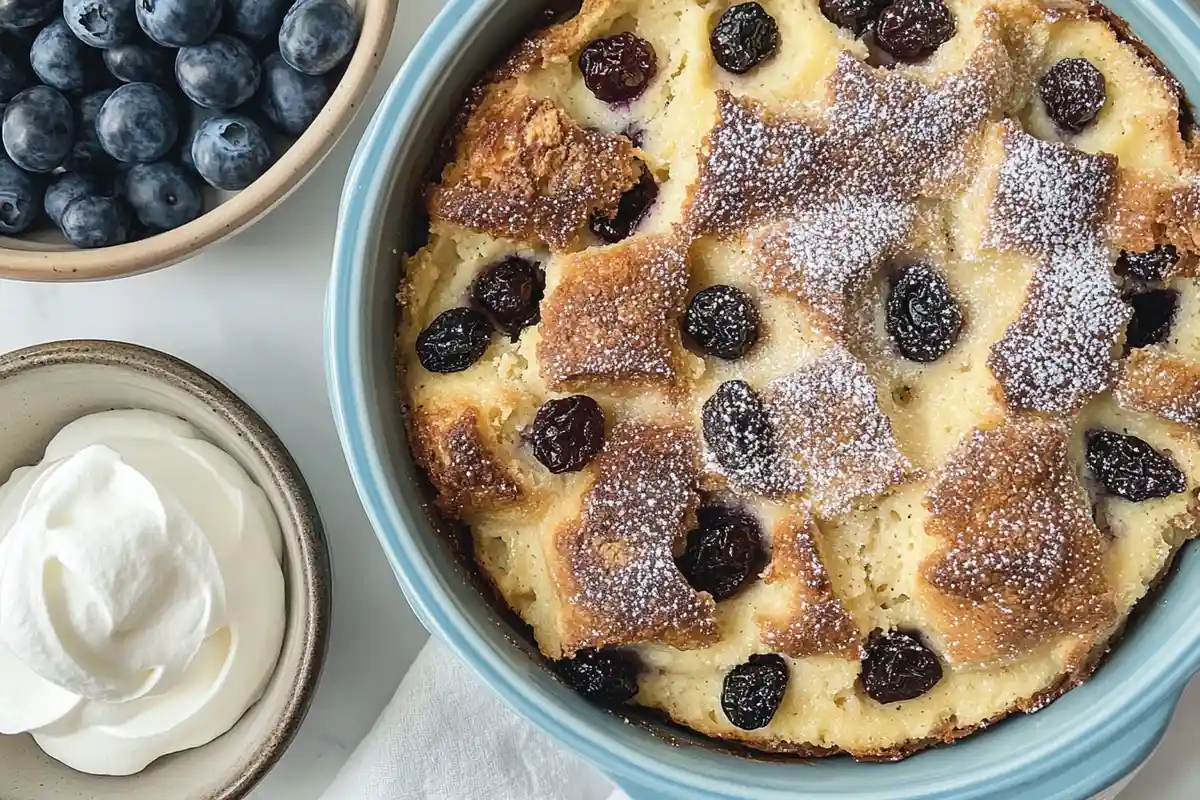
0;0;397;280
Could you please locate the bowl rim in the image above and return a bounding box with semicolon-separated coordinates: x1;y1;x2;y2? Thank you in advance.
0;0;399;283
0;338;332;800
327;1;1200;797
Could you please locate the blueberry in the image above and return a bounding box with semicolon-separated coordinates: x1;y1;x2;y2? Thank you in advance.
96;82;178;163
0;48;28;102
258;51;329;135
31;18;99;92
1086;430;1186;502
0;153;42;233
279;0;358;76
59;193;130;247
529;395;605;473
103;36;172;83
2;85;73;172
64;0;137;48
683;285;760;360
225;0;289;41
76;87;114;142
0;0;55;28
721;654;789;730
124;160;200;229
136;0;222;47
860;629;943;704
874;0;955;62
176;34;260;110
1039;58;1106;134
578;32;656;105
415;307;492;374
190;113;269;189
554;648;641;706
710;2;779;75
44;170;107;226
64;139;116;175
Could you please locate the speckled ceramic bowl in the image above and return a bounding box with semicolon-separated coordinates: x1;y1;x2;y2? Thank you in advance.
0;340;330;800
328;1;1200;798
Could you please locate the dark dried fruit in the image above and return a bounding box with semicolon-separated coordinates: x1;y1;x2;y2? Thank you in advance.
1086;430;1186;502
860;629;943;704
530;395;606;473
886;263;963;363
1116;244;1179;282
683;285;761;360
874;0;955;62
820;0;888;35
702;380;774;472
471;256;545;339
578;32;657;104
1124;289;1178;351
676;505;766;601
710;2;779;75
416;308;492;373
1038;58;1107;134
554;648;641;706
721;653;789;730
589;166;658;243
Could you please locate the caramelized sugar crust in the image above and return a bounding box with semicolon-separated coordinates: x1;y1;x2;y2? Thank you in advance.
398;0;1200;758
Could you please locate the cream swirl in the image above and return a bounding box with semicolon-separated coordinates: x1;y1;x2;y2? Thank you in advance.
0;410;285;776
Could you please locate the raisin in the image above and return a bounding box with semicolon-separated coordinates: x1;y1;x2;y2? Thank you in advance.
702;380;774;472
1038;58;1107;134
589;167;659;243
416;308;492;374
530;395;606;474
676;506;767;601
554;648;641;706
860;629;943;704
579;32;657;104
874;0;955;62
886;263;963;363
683;285;761;360
1124;289;1178;351
471;256;545;340
820;0;888;35
1116;244;1179;282
721;653;789;730
1086;430;1186;502
710;2;779;75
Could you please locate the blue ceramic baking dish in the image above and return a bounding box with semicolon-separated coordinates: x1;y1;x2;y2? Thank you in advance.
327;1;1200;796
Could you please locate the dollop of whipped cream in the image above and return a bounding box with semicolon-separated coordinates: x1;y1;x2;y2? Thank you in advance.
0;410;285;776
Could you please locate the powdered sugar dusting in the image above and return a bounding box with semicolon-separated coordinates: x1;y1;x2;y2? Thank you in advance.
923;416;1113;665
826;42;1005;198
754;197;917;337
685;91;823;237
556;422;717;653
985;124;1117;254
986;126;1126;413
538;235;689;389
708;347;909;517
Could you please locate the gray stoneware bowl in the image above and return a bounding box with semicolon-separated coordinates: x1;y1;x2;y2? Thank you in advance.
0;340;330;800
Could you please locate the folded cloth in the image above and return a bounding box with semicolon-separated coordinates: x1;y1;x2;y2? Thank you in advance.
321;640;1142;800
321;638;622;800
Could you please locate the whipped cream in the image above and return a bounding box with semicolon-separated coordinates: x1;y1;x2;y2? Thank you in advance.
0;410;285;776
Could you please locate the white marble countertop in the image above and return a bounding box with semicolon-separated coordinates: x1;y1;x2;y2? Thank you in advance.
1;3;1199;798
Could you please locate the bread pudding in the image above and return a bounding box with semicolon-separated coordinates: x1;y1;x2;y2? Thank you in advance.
396;0;1200;757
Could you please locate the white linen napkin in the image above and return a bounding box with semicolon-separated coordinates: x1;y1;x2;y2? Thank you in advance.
320;638;623;800
320;639;1141;800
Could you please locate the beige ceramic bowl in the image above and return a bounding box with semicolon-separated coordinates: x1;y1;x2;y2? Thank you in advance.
0;340;330;800
0;0;398;282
